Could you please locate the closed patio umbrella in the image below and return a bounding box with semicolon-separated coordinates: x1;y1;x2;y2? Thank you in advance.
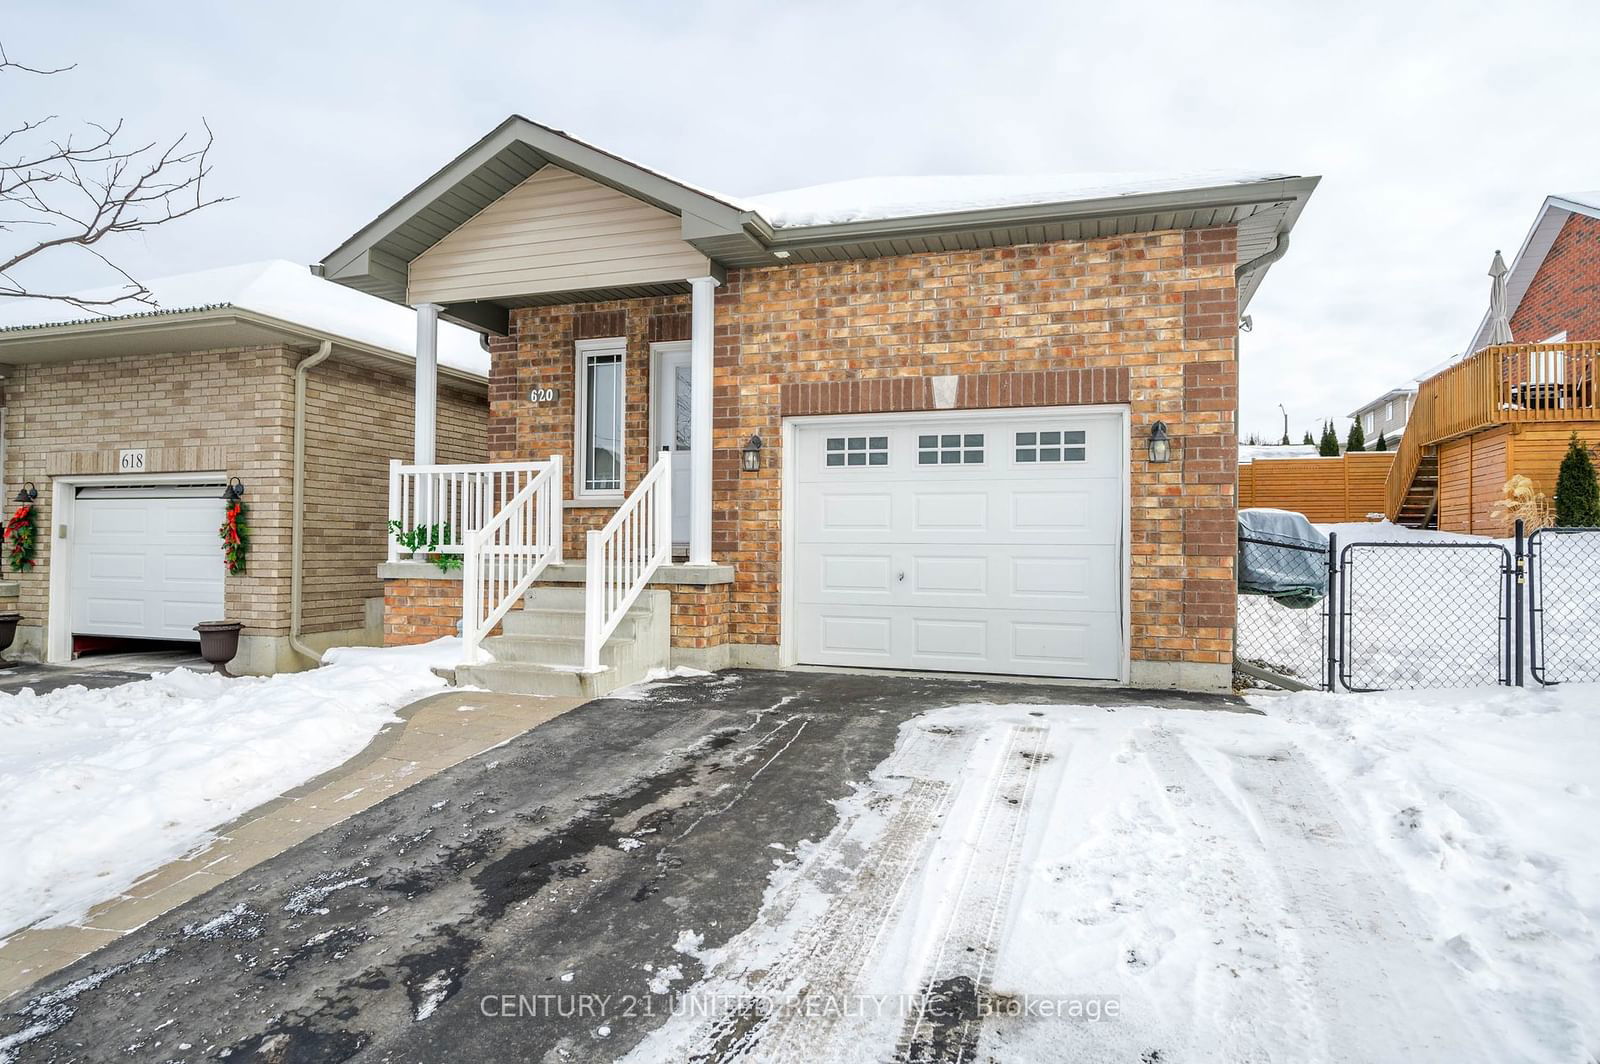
1486;249;1513;346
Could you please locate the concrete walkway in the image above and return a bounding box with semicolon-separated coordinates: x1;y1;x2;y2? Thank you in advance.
0;689;581;1003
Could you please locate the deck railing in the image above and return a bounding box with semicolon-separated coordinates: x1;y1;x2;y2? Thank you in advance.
584;453;672;671
461;457;563;664
1385;341;1600;519
387;460;549;561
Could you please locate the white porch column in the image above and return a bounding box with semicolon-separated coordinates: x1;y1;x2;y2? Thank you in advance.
413;302;441;465
688;275;719;565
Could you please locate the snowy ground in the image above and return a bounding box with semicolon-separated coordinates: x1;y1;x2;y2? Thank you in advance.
0;640;459;940
628;686;1600;1063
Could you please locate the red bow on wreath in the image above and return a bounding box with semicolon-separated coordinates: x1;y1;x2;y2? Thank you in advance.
3;503;36;571
219;499;249;575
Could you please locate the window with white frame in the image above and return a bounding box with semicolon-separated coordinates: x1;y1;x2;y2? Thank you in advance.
1385;400;1394;421
826;435;889;467
576;338;626;496
918;433;983;465
1364;411;1374;433
1015;429;1085;463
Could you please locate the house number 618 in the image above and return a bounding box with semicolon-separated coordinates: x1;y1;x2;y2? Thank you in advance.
528;387;557;403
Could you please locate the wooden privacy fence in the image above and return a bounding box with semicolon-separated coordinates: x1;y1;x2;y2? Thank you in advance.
1239;451;1396;522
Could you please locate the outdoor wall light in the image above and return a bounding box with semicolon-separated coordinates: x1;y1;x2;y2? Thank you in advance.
1147;421;1172;464
741;433;764;472
222;477;246;502
12;482;36;504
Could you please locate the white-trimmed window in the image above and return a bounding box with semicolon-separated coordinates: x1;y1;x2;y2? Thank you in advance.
1364;411;1374;433
1385;400;1394;421
575;337;626;497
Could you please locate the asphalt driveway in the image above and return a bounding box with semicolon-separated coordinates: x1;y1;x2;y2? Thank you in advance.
0;670;1230;1063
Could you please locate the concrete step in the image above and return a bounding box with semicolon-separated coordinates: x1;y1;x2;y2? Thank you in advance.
454;661;622;699
482;633;635;668
502;606;634;639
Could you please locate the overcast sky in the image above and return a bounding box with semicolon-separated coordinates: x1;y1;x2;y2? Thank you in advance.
6;0;1600;440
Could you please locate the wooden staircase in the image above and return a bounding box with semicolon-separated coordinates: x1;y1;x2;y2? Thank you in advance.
1394;450;1439;529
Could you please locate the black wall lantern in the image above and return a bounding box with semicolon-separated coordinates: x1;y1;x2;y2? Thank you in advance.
741;433;764;472
222;477;246;502
13;482;36;504
1147;421;1172;464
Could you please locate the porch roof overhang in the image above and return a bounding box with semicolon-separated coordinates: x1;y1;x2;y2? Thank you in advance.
318;114;1320;331
0;306;489;394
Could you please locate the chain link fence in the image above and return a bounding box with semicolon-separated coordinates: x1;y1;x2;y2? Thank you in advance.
1529;527;1600;685
1337;541;1512;692
1235;530;1331;690
1236;519;1599;693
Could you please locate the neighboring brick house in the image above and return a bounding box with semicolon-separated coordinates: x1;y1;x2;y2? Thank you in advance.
322;117;1319;693
0;261;487;673
1467;193;1600;350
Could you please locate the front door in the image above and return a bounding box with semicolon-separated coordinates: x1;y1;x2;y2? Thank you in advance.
652;344;692;548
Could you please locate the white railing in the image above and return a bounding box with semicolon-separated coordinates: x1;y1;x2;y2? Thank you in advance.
387;460;549;561
461;456;563;664
584;453;672;671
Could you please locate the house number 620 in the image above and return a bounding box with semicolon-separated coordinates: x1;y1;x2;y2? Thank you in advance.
528;387;558;403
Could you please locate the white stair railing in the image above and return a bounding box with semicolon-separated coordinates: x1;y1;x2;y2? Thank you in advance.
584;453;672;671
388;460;548;561
461;456;564;664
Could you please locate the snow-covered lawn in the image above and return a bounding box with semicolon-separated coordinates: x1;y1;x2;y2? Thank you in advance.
0;641;459;941
631;685;1599;1063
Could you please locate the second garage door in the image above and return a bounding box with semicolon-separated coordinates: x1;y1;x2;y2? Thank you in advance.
791;409;1125;680
70;486;226;641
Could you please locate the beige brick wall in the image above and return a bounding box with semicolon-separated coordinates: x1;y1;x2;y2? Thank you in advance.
2;346;297;636
2;345;488;645
303;358;487;634
490;229;1239;670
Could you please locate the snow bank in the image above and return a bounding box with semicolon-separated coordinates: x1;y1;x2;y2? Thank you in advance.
0;260;488;377
0;639;461;939
745;171;1289;229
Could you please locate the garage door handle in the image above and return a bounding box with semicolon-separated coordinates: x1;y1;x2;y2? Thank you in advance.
898;571;905;582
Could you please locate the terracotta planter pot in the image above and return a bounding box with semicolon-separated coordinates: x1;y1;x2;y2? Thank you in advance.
194;620;243;676
0;612;20;663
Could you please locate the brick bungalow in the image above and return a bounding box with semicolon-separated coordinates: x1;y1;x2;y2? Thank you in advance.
321;117;1318;694
0;261;487;673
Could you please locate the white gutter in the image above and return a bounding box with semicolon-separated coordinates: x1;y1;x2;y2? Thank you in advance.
289;340;334;665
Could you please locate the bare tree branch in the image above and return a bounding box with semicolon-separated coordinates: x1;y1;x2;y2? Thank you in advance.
0;42;231;312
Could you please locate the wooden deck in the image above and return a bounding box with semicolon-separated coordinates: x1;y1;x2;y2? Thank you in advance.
1386;341;1600;530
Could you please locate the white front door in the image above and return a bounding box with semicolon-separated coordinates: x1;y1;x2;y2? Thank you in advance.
69;486;226;641
652;343;693;548
791;409;1126;680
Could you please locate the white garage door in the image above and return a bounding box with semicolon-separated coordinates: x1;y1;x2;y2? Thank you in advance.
70;486;226;640
792;410;1125;679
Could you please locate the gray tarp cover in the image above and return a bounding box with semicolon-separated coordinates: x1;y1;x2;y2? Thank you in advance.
1238;508;1328;608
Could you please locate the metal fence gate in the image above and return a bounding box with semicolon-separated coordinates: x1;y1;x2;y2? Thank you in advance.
1234;519;1600;692
1336;540;1515;692
1528;527;1600;685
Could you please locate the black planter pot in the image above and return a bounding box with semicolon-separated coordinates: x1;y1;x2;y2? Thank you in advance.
0;612;20;664
194;620;243;676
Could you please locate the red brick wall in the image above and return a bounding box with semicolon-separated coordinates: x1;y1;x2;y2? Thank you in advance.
487;295;690;559
493;228;1240;670
1512;213;1600;342
384;578;464;646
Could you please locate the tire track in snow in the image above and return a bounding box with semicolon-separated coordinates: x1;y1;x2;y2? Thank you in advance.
630;722;971;1063
894;725;1049;1064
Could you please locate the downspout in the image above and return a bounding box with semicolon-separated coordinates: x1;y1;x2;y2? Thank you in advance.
290;340;334;665
1235;230;1290;285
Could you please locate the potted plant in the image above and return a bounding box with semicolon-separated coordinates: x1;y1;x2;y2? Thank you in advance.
387;520;463;573
0;611;21;665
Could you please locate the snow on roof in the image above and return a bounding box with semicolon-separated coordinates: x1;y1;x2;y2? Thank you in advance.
0;260;488;377
744;171;1292;230
1553;190;1600;215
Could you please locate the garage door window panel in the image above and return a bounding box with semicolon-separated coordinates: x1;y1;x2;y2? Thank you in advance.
918;433;984;465
1016;429;1086;464
825;435;889;468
